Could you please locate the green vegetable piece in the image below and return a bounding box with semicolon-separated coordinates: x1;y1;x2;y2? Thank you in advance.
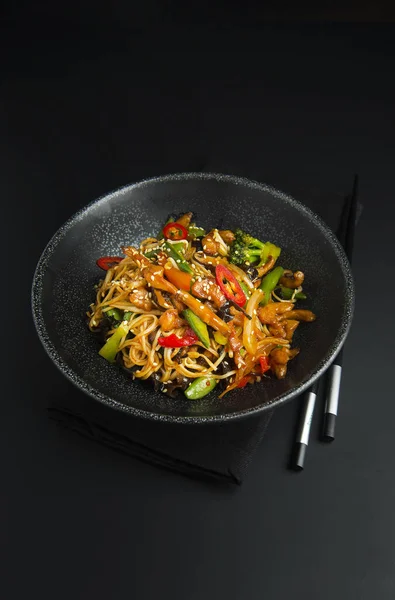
144;248;160;259
259;242;282;267
188;225;206;238
182;308;210;348
259;266;285;305
103;307;123;320
279;286;307;301
239;281;251;301
164;241;194;274
184;377;218;400
213;330;228;345
123;311;133;321
170;241;185;253
229;228;282;267
279;286;293;300
99;323;129;363
229;228;267;266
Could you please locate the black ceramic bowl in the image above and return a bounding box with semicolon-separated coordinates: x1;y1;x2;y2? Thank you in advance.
32;173;354;423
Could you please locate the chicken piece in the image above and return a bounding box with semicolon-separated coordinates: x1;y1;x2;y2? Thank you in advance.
129;288;153;311
271;362;287;379
279;270;305;289
270;346;300;379
175;212;193;228
159;309;185;332
280;309;316;322
268;322;286;338
219;230;235;244
270;347;290;365
284;319;299;341
202;231;220;255
257;301;294;325
191;277;227;309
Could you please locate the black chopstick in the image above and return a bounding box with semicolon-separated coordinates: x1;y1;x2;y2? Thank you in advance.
291;175;359;469
322;174;358;441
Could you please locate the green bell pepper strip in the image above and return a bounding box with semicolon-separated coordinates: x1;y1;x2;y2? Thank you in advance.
99;322;129;363
184;377;218;400
239;281;251;302
164;241;194;274
188;225;206;238
259;266;285;305
279;286;307;301
103;307;123;320
182;309;210;348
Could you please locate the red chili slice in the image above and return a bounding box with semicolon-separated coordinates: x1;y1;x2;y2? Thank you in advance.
259;356;270;374
96;256;123;271
215;265;246;307
163;222;188;241
158;328;198;348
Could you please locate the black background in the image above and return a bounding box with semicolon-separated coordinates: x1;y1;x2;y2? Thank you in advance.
2;4;395;599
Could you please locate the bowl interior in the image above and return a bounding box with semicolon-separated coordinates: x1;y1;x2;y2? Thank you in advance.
32;173;354;423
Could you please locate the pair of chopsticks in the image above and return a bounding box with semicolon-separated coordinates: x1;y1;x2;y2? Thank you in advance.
292;175;359;470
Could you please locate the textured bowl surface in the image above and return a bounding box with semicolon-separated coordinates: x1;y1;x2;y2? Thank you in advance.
31;173;354;423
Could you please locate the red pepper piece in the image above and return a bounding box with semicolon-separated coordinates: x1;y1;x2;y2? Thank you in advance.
259;356;270;374
96;256;123;270
236;376;252;388
163;222;188;241
215;264;246;307
158;328;198;348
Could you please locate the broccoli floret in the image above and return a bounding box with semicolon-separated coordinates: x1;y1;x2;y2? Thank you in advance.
229;228;267;266
229;228;281;267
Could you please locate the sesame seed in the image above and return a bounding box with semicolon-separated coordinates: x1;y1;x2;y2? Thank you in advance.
199;305;204;310
176;259;181;263
237;364;242;368
150;276;154;281
208;296;212;300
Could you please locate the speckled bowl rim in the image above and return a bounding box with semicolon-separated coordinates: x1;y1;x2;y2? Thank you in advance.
31;172;355;424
